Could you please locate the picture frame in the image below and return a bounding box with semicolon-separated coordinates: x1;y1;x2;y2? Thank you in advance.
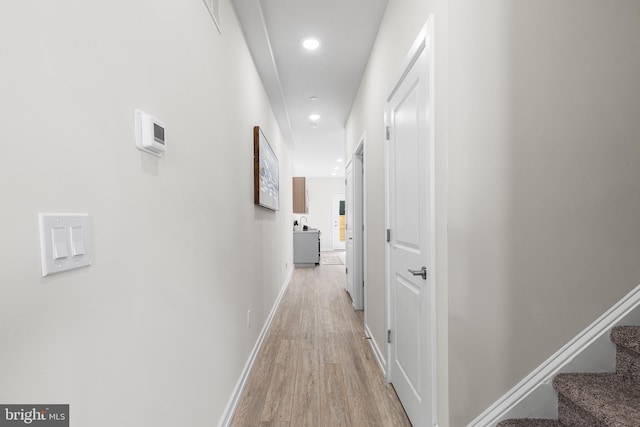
254;126;279;211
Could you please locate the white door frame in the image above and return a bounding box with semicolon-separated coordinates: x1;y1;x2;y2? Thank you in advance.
345;160;354;299
352;137;365;311
332;193;346;250
384;16;437;426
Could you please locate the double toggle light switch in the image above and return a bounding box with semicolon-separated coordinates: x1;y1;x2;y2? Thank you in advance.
39;213;91;276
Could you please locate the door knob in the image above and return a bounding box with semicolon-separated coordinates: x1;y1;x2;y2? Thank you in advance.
407;266;427;280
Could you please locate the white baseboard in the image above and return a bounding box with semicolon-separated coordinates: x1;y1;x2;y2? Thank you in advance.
469;283;640;427
365;324;387;377
217;267;294;427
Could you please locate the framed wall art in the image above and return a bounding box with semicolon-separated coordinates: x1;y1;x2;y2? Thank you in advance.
254;126;279;211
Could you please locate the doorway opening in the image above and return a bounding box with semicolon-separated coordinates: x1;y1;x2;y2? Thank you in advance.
346;137;366;312
332;193;346;250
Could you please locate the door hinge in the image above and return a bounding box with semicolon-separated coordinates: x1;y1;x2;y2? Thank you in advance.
386;126;390;140
346;267;348;275
387;329;392;343
386;229;391;242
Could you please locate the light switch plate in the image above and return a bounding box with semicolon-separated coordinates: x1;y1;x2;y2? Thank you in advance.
39;213;91;277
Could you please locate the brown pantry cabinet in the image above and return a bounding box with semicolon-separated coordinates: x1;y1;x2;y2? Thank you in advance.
292;177;308;213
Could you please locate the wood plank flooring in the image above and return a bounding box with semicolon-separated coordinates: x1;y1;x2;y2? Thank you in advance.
231;261;411;427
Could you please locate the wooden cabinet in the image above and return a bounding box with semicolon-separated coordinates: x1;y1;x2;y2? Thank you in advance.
293;177;308;213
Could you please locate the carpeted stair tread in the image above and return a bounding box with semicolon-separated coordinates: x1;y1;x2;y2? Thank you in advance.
496;419;564;427
610;326;640;353
553;373;640;426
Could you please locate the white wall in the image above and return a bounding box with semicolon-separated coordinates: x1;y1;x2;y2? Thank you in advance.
448;1;640;425
346;0;640;426
0;1;293;426
294;178;344;251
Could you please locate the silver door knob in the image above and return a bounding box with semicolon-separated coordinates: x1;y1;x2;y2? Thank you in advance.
407;266;427;280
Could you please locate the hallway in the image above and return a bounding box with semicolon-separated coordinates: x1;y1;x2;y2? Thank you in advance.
231;261;411;426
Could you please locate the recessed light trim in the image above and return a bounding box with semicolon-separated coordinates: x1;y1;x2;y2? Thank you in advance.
310;96;319;101
309;114;321;121
302;38;320;50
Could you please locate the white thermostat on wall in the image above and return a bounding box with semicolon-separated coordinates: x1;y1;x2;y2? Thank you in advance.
135;109;166;157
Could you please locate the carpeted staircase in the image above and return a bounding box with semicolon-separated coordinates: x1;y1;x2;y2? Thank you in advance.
498;326;640;427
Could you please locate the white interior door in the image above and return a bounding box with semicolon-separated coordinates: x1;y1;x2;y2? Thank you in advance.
345;163;354;297
332;193;346;250
386;20;434;427
352;143;364;311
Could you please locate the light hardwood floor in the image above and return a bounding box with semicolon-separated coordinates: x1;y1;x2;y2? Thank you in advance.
231;261;412;427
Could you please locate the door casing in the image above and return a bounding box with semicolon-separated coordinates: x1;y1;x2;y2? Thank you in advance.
345;161;355;299
332;193;346;250
352;138;365;311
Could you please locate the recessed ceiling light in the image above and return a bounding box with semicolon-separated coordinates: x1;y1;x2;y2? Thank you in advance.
332;173;337;176
310;96;318;101
309;114;321;121
336;158;343;162
333;166;340;170
302;38;320;50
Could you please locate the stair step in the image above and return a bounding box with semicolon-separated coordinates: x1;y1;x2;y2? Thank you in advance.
611;325;640;382
496;419;563;427
553;373;640;426
610;326;640;353
557;393;603;426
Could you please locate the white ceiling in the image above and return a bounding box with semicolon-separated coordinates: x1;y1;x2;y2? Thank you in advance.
232;0;388;177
